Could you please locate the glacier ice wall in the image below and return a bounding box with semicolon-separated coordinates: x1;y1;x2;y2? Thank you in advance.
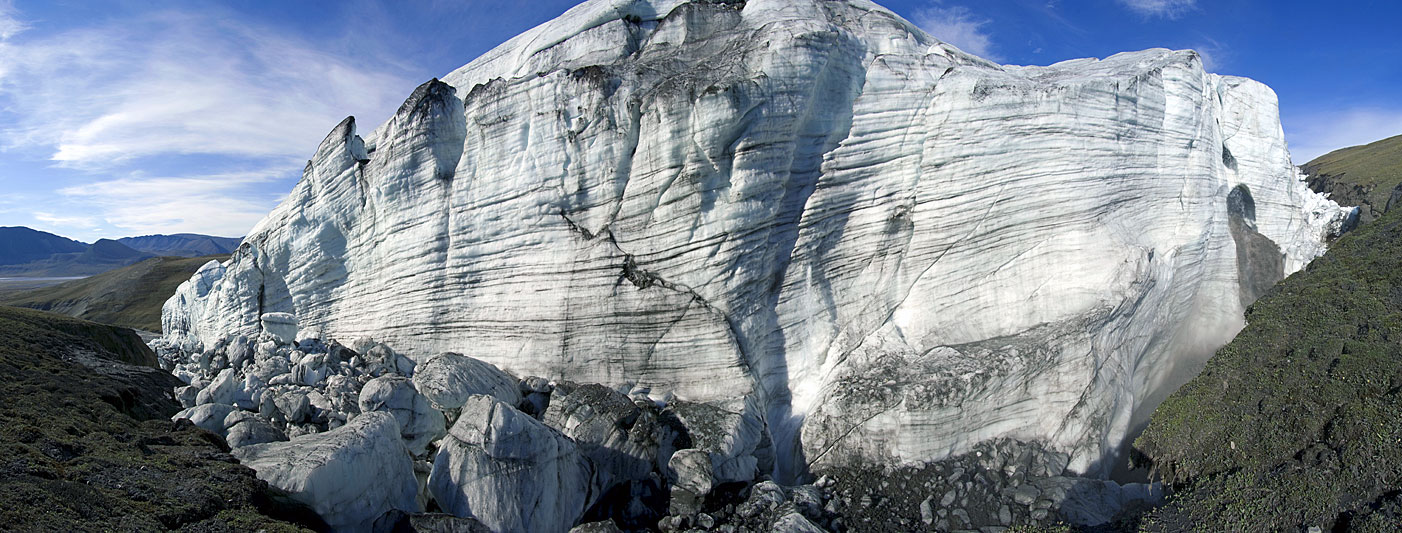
162;0;1351;479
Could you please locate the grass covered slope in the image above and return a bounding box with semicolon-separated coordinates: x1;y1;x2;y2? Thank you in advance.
0;306;319;531
1;255;224;332
1303;134;1402;224
1134;204;1402;531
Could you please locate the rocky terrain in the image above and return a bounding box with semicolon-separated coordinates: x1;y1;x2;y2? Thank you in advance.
2;255;226;333
151;325;1170;532
1303;134;1402;225
161;0;1351;494
0;305;320;531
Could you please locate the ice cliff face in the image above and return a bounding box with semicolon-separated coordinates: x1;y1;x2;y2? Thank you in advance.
162;0;1351;480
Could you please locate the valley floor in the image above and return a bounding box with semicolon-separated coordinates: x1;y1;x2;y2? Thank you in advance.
0;276;85;297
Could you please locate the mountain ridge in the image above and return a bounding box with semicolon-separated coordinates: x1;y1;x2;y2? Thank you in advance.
118;233;242;258
0;226;238;277
0;226;87;266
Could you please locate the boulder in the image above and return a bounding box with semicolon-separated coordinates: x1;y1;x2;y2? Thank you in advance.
227;335;254;369
260;312;298;345
322;374;362;416
195;368;238;406
364;342;415;377
172;403;237;438
223;410;288;448
275;391;312;423
175;384;199;408
293;352;333;386
428;394;593;532
374;511;493;532
543;382;664;489
667;449;714;516
236;372;268;410
770;510;826;533
359;375;447;456
246;354;291;384
519;376;554;417
233;411;420;532
666;399;764;486
571;520;625;533
412;352;522;410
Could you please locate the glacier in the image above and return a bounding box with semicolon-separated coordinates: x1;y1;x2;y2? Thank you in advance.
160;0;1351;483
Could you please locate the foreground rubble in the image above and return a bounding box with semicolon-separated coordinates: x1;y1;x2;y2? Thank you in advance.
154;331;1161;532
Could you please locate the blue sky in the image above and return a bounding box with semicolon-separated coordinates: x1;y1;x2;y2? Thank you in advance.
0;0;1397;241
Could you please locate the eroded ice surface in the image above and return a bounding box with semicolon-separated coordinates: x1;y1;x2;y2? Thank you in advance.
161;0;1352;480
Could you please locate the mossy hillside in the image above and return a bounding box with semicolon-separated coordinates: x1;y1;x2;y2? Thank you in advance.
1302;133;1402;224
1;302;160;367
1134;201;1402;530
0;305;318;531
1;254;224;332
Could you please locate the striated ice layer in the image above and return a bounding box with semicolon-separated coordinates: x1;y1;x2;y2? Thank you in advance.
162;0;1351;480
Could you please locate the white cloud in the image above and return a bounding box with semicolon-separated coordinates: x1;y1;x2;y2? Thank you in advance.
0;9;417;169
1118;0;1196;19
54;168;293;238
1191;37;1226;73
1286;108;1402;165
0;4;425;239
32;211;100;231
0;0;24;40
913;4;998;60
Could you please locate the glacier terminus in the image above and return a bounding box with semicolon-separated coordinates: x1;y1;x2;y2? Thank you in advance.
154;0;1352;529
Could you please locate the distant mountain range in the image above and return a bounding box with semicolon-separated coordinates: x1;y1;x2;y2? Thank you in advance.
0;226;240;277
0;226;88;267
117;233;242;258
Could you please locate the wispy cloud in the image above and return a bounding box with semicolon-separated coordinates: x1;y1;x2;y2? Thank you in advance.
0;4;423;240
55;168;293;238
0;0;24;40
1191;37;1227;72
1286;108;1402;165
31;211;100;231
1118;0;1196;19
913;3;998;61
0;10;416;168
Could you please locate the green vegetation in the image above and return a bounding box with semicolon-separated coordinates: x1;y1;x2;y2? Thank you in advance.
1;255;222;332
1303;134;1402;224
1134;201;1402;530
0;306;320;531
